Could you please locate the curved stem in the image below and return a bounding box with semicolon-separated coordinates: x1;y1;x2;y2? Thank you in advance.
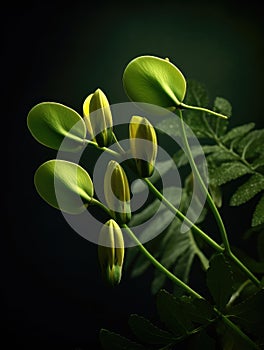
124;224;260;349
178;109;231;253
86;140;121;158
87;125;260;287
112;132;126;154
90;198;111;217
124;224;203;299
144;178;224;253
229;252;260;287
227;279;251;308
216;311;260;349
180;102;228;120
178;109;261;287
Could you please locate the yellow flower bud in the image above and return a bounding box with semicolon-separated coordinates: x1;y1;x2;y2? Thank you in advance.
83;88;113;147
129;116;158;178
104;160;131;224
98;219;125;286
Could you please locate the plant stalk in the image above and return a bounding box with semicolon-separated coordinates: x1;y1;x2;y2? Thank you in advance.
91;197;259;349
215;310;260;349
124;224;203;299
144;178;224;253
177;109;261;287
180;102;228;120
124;224;260;349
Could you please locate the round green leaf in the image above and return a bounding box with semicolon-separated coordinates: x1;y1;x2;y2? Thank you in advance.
27;102;87;151
34;160;94;214
123;55;186;109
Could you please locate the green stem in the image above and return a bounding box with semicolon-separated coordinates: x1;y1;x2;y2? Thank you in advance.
86;140;121;157
88;125;260;287
227;279;251;308
112;132;126;154
178;109;231;253
180;102;228;120
178;109;261;287
124;224;260;349
92;197;259;348
144;178;224;253
229;252;260;287
216;311;260;349
90;198;111;217
123;224;203;299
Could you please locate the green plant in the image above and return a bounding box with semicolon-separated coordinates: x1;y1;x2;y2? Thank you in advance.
27;55;264;349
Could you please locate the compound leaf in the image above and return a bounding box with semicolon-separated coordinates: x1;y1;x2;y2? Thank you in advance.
156;290;194;336
228;289;264;339
221;122;255;144
230;174;264;206
209;162;252;186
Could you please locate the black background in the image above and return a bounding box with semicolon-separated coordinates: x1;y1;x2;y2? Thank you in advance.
4;1;263;349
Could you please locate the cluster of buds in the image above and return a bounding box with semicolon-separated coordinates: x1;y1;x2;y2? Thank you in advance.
83;88;113;147
98;219;125;286
83;88;158;285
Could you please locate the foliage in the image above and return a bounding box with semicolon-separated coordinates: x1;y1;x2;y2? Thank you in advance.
27;55;264;349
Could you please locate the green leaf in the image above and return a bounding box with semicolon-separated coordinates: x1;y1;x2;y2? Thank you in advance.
27;102;87;151
206;253;234;310
99;329;145;350
200;97;230;139
150;190;208;294
129;187;181;228
209;162;252;186
228;289;264;339
252;194;264;227
213;97;232;118
34;159;93;214
184;79;209;108
219;324;256;350
236;129;264;160
209;184;222;208
156;292;216;340
206;149;237;166
182;81;230;139
123;55;186;109
230;174;264;206
156;290;194;336
179;296;216;325
251;155;264;170
128;197;161;227
128;314;176;345
183;80;212;138
221;122;255;144
231;247;264;274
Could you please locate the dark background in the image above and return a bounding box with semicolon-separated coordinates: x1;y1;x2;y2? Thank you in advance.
4;1;263;349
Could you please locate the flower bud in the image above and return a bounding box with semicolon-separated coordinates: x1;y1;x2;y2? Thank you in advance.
98;219;125;286
104;160;131;224
129;116;158;178
83;88;113;147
